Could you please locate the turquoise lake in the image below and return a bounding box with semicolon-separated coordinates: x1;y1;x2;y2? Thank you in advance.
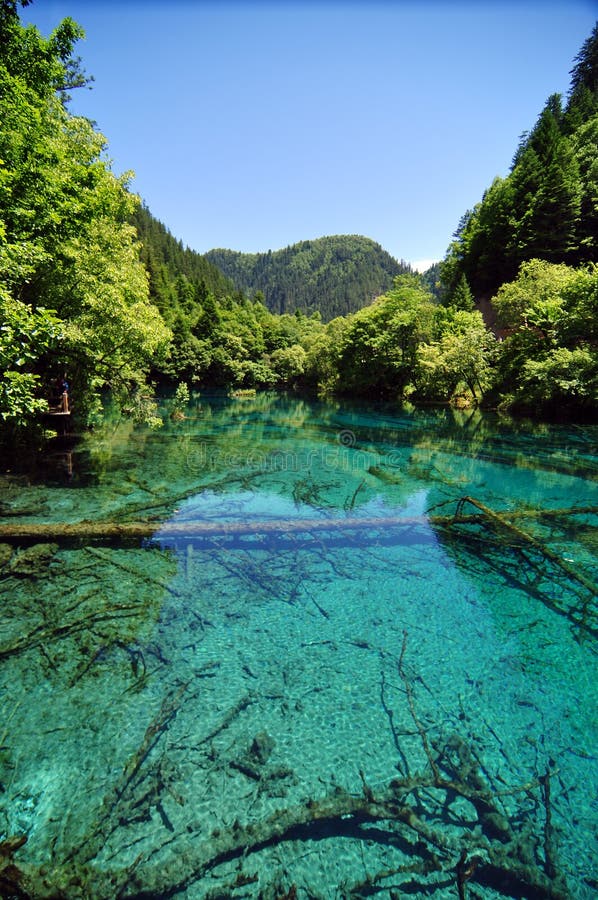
0;392;596;899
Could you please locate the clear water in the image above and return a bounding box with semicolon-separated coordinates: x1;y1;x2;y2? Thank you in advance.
1;392;597;899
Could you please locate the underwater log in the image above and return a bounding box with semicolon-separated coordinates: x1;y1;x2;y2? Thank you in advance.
5;775;570;900
0;504;595;544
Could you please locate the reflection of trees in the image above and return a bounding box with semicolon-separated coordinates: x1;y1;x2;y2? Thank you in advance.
6;392;596;528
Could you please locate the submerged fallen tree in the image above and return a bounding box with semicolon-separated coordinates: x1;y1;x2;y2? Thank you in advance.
0;774;570;900
1;498;595;664
0;635;573;900
0;502;596;545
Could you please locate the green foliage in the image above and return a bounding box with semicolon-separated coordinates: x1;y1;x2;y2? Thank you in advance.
0;288;62;426
134;214;331;392
447;273;475;311
0;1;89;101
568;23;598;98
131;205;234;321
492;259;598;412
441;27;597;303
418;308;495;401
433;26;598;417
303;317;349;395
0;7;170;435
518;347;597;404
492;258;574;329
2;6;594;432
168;381;190;419
269;344;307;384
334;275;436;398
205;235;413;321
57;218;171;405
571;114;598;258
302;275;496;406
419;262;443;300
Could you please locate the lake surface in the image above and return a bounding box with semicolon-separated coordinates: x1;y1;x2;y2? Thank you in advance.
1;392;597;899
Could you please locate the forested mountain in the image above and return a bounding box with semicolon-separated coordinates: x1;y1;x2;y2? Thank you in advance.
205;236;412;320
441;25;598;303
131;205;235;316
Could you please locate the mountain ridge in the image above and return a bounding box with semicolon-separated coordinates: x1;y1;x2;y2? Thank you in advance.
205;234;413;321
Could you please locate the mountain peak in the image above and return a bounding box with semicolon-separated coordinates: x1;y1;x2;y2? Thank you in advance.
205;234;412;320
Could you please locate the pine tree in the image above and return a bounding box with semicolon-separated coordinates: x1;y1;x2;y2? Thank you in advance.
449;274;475;311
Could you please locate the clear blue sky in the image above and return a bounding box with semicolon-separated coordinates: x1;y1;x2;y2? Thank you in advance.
23;1;597;270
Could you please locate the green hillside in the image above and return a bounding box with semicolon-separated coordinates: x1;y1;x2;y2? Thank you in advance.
441;24;598;303
131;204;236;316
205;235;412;320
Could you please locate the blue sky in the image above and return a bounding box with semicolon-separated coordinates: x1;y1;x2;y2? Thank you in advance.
23;1;597;270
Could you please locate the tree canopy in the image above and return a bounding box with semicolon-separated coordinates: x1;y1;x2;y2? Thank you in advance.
0;3;170;438
440;24;598;303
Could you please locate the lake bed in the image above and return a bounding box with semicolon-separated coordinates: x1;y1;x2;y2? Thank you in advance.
1;392;596;899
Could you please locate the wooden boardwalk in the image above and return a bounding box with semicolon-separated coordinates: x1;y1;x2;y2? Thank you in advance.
40;409;71;434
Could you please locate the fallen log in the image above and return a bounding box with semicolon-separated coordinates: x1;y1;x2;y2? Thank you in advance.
0;504;595;544
0;603;145;662
0;634;575;900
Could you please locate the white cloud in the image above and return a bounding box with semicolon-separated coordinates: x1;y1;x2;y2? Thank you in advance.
411;258;440;273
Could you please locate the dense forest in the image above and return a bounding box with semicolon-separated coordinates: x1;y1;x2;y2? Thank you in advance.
0;1;597;455
205;236;412;320
438;23;598;412
0;0;171;441
132;204;236;310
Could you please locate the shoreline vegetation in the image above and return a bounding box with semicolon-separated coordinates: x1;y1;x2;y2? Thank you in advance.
0;3;597;457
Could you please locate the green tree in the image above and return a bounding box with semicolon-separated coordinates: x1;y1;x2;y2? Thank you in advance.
441;29;597;307
447;273;475;311
571;114;598;261
303;316;348;395
335;275;435;397
492;259;597;412
0;5;170;433
269;344;307;385
0;288;61;429
418;308;495;402
568;23;598;98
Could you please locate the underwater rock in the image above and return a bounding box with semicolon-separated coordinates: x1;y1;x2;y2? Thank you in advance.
0;543;12;567
229;732;278;782
5;543;58;577
249;730;275;765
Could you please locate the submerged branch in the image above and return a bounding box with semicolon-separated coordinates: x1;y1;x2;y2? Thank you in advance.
454;496;598;599
0;604;143;662
73;682;190;866
6;771;570;900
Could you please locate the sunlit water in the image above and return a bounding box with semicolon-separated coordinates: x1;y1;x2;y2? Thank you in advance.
1;392;596;899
